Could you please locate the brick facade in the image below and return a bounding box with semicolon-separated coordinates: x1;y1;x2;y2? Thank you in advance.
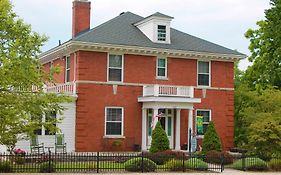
45;50;234;151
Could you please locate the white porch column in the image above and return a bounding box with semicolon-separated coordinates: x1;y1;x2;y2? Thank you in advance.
175;109;181;150
188;109;193;151
152;107;159;129
141;108;147;151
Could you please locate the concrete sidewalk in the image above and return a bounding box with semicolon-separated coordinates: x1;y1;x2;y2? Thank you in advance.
5;169;281;175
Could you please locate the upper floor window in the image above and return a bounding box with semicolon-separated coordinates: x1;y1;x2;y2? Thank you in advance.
105;107;123;136
157;25;166;41
196;110;211;136
108;54;123;82
65;56;70;82
198;61;210;86
157;58;167;79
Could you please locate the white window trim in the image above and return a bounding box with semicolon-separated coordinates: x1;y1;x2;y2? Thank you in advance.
156;57;168;80
195;109;212;138
65;55;71;83
104;107;124;138
107;53;124;83
197;60;211;87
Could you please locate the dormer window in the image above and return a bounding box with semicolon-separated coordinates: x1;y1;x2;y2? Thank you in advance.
134;12;173;44
158;25;166;41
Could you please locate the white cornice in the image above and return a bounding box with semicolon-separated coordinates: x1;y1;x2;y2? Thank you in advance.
39;41;246;64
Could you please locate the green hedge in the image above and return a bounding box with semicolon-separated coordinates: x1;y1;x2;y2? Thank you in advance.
231;157;268;171
268;159;281;171
124;157;156;172
0;160;12;173
39;161;56;173
185;158;208;171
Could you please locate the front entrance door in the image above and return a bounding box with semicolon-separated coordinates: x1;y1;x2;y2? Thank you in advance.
147;109;174;149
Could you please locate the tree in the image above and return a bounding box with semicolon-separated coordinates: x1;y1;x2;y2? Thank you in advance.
202;121;222;154
149;122;169;153
0;0;71;151
244;0;281;88
248;117;281;159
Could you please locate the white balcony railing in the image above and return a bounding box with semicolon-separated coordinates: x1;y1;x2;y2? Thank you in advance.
44;82;76;95
143;85;194;98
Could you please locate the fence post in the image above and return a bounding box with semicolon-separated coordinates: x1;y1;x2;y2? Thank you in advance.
221;153;224;172
48;149;51;173
96;152;99;173
242;151;246;171
141;152;144;173
182;152;185;172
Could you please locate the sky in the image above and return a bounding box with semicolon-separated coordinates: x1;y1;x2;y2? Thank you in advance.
10;0;270;70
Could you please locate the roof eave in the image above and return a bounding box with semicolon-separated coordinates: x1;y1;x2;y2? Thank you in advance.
39;41;246;64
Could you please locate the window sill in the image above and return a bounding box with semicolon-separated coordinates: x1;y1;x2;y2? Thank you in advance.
197;85;210;88
156;77;168;81
103;136;125;139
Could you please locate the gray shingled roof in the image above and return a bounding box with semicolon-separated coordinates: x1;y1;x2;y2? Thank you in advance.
73;12;244;56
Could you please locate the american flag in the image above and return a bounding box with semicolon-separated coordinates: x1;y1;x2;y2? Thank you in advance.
150;112;164;128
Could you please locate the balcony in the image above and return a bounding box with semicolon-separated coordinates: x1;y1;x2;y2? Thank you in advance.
44;82;76;95
143;85;194;98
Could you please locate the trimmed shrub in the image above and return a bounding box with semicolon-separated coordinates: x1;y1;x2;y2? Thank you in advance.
39;161;56;173
14;156;25;164
0;160;12;173
268;159;281;171
144;150;184;165
149;121;169;153
165;159;184;171
232;157;268;171
202;121;222;155
206;150;233;165
185;158;208;171
124;157;157;172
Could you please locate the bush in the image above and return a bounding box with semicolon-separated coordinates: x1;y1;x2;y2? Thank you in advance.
149;122;169;153
165;159;184;171
202;121;222;155
206;150;233;165
39;161;56;173
14;156;25;164
0;160;12;173
124;157;156;172
143;150;184;165
268;159;281;171
232;157;268;171
185;158;208;171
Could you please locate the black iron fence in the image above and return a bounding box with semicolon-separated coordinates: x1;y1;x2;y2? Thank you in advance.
0;151;224;173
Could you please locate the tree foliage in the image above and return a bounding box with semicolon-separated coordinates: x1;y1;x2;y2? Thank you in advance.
149;121;169;153
0;0;71;151
202;121;222;154
244;0;281;88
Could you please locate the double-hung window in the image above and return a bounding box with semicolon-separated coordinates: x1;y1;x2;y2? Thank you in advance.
157;58;167;78
65;56;70;82
158;25;166;41
196;110;211;136
198;61;210;86
108;54;123;82
105;107;123;136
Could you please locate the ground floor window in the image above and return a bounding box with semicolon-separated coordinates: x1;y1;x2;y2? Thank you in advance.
105;107;123;136
196;110;211;136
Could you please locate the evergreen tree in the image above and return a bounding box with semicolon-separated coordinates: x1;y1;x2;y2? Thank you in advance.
149;121;169;153
202;121;222;154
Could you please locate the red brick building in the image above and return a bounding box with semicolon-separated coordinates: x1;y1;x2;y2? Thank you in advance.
14;0;245;152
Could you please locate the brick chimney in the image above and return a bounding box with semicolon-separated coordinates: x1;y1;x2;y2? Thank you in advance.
72;0;91;37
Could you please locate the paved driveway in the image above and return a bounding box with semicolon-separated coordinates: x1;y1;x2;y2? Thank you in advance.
4;169;281;175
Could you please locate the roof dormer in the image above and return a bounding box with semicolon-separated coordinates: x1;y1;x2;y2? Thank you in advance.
135;12;173;44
